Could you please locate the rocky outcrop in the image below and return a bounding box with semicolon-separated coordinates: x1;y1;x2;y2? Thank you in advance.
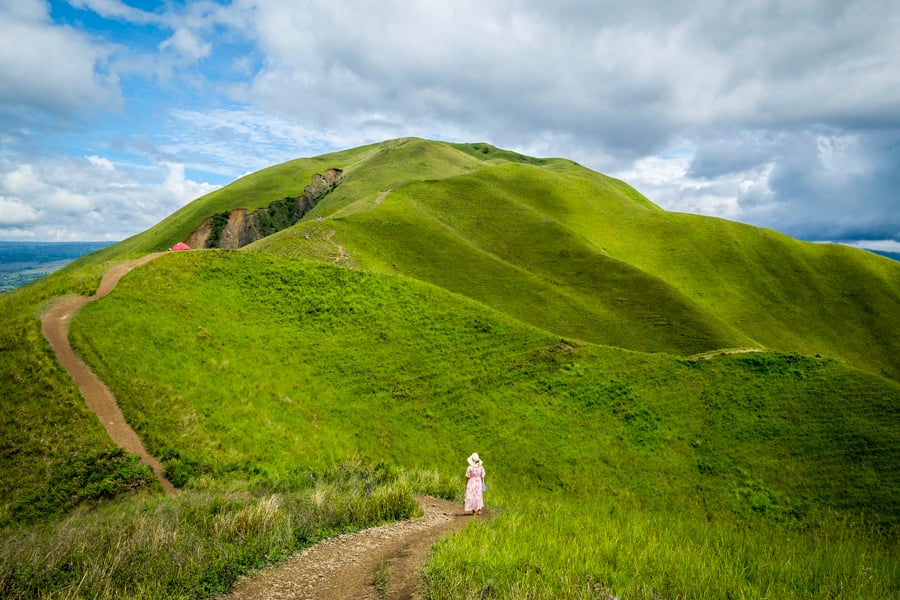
186;169;343;250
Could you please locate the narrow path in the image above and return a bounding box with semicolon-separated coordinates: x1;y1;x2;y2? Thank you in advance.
224;496;476;600
40;252;480;596
326;228;352;264
41;252;177;495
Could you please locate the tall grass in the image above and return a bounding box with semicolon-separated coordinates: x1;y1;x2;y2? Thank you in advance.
424;492;900;599
0;460;452;599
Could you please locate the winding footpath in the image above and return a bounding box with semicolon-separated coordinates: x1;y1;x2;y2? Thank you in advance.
41;252;177;494
39;252;478;598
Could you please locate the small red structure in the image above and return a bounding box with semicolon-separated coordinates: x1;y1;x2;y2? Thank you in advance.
170;242;191;251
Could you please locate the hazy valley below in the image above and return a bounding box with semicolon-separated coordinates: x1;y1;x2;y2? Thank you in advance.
0;242;115;292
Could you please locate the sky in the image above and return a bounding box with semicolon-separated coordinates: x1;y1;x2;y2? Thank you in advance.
1;0;899;253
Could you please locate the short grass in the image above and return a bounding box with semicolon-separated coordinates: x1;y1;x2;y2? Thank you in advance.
316;169;753;354
61;136;900;377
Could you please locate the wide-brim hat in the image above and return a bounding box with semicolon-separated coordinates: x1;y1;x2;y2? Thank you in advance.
468;452;482;467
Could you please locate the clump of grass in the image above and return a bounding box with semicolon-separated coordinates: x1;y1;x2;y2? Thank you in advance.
373;560;391;598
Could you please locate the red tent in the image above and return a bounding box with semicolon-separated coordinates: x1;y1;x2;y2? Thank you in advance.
170;242;191;251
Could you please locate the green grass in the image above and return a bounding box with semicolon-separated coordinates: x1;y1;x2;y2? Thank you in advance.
60;251;900;597
0;461;443;599
255;141;900;379
2;137;900;598
56;136;899;377
424;493;899;599
373;560;391;598
65;252;899;515
0;284;160;528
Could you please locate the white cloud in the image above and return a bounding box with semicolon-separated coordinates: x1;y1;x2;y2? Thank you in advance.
159;28;212;62
612;146;780;224
0;0;120;114
221;0;900;159
66;0;162;25
844;240;900;253
2;0;899;245
86;155;115;171
0;156;218;241
0;194;40;225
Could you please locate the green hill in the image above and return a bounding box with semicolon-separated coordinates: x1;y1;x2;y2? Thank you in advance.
256;138;900;378
1;138;898;598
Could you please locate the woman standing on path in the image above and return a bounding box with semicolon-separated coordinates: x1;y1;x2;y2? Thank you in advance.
465;452;486;515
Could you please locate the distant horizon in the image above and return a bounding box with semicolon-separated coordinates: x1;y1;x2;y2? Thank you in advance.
0;240;121;245
0;240;116;292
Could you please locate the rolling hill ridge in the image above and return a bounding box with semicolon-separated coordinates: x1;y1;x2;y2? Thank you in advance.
2;137;899;598
118;136;900;378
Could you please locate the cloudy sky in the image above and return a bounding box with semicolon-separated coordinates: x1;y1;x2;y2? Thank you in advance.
1;0;898;252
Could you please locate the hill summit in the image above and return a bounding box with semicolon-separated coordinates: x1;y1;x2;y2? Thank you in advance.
110;137;900;378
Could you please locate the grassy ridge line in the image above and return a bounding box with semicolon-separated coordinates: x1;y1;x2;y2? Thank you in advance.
261;142;900;377
58;138;482;271
336;191;745;355
400;169;754;351
531;186;900;378
318;138;484;219
258;161;758;355
37;136;900;377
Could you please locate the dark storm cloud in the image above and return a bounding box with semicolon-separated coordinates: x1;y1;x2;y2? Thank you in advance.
763;129;900;242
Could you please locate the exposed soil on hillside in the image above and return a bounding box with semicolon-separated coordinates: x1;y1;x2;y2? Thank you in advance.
41;252;177;494
224;496;477;600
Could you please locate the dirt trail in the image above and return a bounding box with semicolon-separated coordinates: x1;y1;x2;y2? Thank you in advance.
41;252;177;495
40;252;480;597
375;190;390;206
326;228;352;264
224;496;476;600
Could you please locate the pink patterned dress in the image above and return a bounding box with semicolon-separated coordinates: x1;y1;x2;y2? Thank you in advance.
465;464;485;512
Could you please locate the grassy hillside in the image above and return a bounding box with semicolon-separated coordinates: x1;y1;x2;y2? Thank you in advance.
48;136;900;377
67;251;900;522
59;251;900;597
254;139;900;378
2;137;899;598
